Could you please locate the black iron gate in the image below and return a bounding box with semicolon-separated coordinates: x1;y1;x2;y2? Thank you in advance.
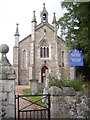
15;94;50;120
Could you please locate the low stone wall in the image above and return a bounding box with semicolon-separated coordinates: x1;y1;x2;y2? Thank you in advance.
49;86;90;118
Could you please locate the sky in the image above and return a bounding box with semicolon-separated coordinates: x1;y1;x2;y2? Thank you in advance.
0;0;65;64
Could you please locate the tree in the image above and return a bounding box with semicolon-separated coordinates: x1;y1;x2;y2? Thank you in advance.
57;1;90;79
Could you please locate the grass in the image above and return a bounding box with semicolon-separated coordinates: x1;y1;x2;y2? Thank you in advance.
23;88;44;107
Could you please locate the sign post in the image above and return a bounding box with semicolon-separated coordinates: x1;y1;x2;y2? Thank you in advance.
69;48;83;79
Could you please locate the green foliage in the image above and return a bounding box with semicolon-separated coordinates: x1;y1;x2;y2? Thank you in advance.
57;1;90;79
49;75;62;88
70;78;84;91
49;75;86;91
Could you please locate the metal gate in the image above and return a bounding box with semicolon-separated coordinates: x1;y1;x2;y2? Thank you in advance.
15;94;50;120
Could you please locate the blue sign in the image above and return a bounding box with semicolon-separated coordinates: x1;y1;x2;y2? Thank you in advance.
69;48;83;66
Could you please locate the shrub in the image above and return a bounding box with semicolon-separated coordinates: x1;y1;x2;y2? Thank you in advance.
70;78;84;91
48;75;62;88
48;75;85;91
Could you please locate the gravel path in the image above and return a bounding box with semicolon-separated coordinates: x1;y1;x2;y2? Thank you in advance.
15;85;30;118
15;85;30;95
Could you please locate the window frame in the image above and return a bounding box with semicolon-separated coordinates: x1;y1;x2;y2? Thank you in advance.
40;46;49;59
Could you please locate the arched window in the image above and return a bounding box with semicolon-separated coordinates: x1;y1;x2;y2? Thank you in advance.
47;47;49;58
43;13;46;22
61;51;64;67
40;47;43;58
39;38;49;58
44;47;46;57
23;50;26;69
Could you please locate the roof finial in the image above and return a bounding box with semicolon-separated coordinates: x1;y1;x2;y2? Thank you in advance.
43;3;46;10
52;13;56;24
16;23;18;27
32;11;36;23
14;23;20;36
16;23;19;32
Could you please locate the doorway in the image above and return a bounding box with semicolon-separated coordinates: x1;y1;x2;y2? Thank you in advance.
41;66;48;84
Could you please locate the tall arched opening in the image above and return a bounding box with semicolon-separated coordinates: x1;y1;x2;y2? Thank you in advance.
41;66;48;84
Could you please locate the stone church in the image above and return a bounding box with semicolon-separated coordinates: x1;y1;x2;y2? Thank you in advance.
13;3;75;85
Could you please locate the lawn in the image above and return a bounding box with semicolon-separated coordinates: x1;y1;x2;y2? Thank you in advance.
23;88;44;107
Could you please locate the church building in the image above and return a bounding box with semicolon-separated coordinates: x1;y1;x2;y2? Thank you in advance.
13;3;75;85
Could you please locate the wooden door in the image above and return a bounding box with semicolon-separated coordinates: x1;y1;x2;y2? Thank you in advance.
41;66;48;84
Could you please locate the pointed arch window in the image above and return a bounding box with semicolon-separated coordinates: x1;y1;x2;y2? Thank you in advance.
47;47;49;58
61;51;64;67
44;47;46;57
43;13;46;22
40;47;43;58
22;50;26;69
39;38;49;58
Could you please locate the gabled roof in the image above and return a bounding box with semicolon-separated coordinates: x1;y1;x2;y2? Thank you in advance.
19;34;31;43
35;22;54;32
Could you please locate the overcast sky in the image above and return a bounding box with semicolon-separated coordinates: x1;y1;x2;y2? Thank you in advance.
0;0;65;64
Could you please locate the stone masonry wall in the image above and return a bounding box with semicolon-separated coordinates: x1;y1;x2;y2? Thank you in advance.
0;44;16;119
49;86;90;119
0;80;15;119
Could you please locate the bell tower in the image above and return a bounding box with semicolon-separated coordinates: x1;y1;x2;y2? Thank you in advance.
40;3;48;23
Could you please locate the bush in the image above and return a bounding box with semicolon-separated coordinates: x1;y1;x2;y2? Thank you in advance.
48;75;85;91
48;75;62;88
70;78;84;91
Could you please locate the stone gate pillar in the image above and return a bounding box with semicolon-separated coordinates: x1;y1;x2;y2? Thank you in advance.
0;44;16;119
